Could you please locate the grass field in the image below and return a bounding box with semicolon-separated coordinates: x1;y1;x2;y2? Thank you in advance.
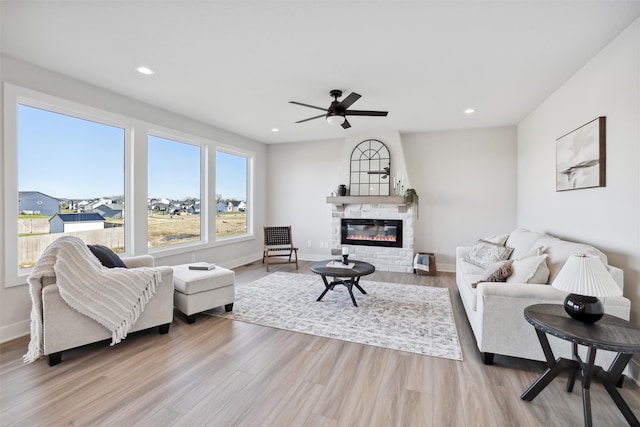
17;213;248;267
147;213;247;247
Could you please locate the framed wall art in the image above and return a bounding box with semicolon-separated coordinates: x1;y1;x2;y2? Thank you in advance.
556;116;606;192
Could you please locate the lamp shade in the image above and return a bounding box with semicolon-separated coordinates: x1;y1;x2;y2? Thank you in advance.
551;254;622;298
326;114;345;126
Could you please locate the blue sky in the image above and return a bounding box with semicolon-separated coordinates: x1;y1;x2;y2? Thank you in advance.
18;104;247;201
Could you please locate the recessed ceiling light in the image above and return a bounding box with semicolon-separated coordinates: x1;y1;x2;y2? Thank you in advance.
271;128;279;132
136;66;155;75
464;108;475;114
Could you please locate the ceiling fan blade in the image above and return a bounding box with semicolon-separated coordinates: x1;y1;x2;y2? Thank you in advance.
344;110;388;117
289;101;328;112
341;119;352;129
295;113;326;123
337;92;361;110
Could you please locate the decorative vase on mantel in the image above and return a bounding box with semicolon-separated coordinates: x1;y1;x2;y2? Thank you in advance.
337;185;347;196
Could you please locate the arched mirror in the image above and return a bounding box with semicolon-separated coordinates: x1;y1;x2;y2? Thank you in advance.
349;139;390;196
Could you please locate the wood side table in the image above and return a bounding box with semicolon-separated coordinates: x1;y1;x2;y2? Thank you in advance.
521;304;640;427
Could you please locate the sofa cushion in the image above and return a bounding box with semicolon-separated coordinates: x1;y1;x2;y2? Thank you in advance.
505;228;548;260
482;233;510;246
460;259;486;275
507;254;550;284
472;260;513;288
534;236;607;283
463;240;514;269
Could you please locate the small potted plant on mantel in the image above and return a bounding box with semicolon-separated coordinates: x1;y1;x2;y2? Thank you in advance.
404;188;419;218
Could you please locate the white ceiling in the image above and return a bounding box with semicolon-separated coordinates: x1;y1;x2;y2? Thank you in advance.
2;1;640;144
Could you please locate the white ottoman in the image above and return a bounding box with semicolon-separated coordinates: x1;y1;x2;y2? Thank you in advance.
172;264;235;324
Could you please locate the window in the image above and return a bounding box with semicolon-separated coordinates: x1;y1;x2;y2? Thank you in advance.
215;150;248;238
17;104;126;268
148;135;202;248
5;84;254;287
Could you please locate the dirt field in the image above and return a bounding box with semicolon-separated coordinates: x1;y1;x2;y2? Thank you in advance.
147;213;246;247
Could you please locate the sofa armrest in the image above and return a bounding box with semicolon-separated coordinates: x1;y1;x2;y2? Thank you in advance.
474;281;631;361
456;246;471;260
477;281;631;315
122;255;155;268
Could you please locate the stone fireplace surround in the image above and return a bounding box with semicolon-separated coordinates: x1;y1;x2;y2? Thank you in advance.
328;197;416;273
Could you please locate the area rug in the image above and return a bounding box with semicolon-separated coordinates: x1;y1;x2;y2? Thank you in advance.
208;272;462;361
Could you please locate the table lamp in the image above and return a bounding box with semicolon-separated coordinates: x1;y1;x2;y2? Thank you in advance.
551;254;622;324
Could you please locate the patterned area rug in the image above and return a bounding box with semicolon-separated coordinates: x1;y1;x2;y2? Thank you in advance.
208;272;462;361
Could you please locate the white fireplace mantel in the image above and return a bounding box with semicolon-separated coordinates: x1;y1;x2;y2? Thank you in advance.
326;196;407;213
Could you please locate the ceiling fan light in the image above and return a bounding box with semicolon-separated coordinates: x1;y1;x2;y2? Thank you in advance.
326;114;345;126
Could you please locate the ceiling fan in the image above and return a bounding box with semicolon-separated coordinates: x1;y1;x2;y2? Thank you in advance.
289;90;388;129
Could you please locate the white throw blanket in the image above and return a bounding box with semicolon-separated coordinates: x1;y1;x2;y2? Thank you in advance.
24;236;161;363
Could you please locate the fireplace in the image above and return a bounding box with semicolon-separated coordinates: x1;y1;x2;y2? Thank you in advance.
341;218;403;248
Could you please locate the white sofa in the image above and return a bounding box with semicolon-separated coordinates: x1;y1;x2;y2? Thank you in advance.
456;228;631;366
41;255;174;365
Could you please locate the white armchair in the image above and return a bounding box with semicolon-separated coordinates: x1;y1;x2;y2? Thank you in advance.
40;255;174;365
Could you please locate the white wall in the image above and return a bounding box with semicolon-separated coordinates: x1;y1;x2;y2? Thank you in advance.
267;138;341;259
517;19;639;377
402;127;518;269
0;55;268;341
267;127;518;271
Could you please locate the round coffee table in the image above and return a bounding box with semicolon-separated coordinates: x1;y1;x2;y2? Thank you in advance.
310;260;375;307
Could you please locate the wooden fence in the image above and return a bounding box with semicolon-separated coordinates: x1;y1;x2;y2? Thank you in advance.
18;218;50;234
19;228;125;267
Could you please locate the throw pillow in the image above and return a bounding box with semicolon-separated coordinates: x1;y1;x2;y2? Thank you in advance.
506;254;550;284
88;244;127;268
505;228;548;260
463;240;514;269
482;233;510;246
472;260;513;288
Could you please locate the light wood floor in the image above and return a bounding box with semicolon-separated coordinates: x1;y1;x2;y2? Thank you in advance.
1;261;638;426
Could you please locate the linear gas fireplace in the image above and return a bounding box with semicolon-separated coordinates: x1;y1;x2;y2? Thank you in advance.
341;218;403;248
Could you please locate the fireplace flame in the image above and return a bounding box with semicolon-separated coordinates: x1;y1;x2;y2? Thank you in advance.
347;234;397;242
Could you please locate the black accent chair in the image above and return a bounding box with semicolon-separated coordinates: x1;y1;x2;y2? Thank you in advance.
263;226;299;272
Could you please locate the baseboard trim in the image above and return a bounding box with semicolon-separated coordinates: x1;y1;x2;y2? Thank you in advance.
0;319;30;344
437;263;455;273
